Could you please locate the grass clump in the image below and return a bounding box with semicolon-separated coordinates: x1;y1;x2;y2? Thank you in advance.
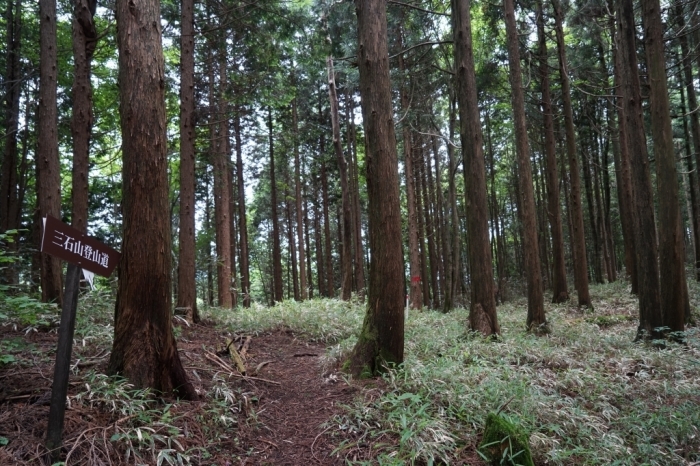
479;412;533;466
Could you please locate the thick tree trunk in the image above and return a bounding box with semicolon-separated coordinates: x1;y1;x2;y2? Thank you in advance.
109;0;195;399
554;0;591;307
537;0;568;303
453;0;499;335
348;0;404;377
292;97;307;299
268;108;283;302
214;56;232;308
177;0;198;320
38;0;63;305
617;0;663;340
328;57;353;301
641;0;687;333
70;0;96;235
504;0;546;331
610;10;638;292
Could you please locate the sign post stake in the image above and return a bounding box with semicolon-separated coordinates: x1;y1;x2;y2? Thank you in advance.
45;262;82;461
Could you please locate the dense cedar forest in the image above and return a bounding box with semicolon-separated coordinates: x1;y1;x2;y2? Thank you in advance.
2;0;700;463
3;0;700;367
2;0;700;340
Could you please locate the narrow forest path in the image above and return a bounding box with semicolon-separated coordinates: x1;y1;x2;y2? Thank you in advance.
232;330;364;465
0;322;385;465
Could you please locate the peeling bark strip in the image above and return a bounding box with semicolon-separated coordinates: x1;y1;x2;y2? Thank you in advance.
108;0;196;400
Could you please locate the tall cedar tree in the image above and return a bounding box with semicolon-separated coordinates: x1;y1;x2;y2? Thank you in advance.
0;0;22;285
269;108;284;302
177;0;199;321
397;26;422;311
536;0;568;303
503;0;546;331
70;0;97;234
553;0;590;307
641;0;687;331
38;0;63;305
108;0;196;399
609;4;638;294
347;0;405;376
453;0;500;334
617;0;663;339
214;52;233;308
292;97;308;300
327;57;353;300
674;0;700;282
234;113;251;307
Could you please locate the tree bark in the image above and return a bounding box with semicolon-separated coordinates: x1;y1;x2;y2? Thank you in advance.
0;0;22;285
553;0;591;307
641;0;687;333
346;88;366;298
617;0;663;340
321;157;334;297
292;97;307;299
234;113;251;307
397;37;423;310
537;0;568;303
109;0;196;399
504;0;546;331
177;0;198;320
348;0;404;376
268;108;283;303
609;7;638;292
328;57;353;301
38;0;63;305
675;0;700;281
214;54;232;308
453;0;499;334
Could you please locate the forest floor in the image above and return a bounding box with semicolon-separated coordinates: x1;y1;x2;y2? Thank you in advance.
2;281;700;465
0;321;436;465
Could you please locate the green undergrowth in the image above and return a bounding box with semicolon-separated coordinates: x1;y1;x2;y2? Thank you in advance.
324;280;700;465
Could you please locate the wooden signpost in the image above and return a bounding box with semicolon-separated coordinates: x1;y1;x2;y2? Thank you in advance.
41;215;120;460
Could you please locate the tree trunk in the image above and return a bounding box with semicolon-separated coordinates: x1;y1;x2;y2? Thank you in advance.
234;113;251;307
267;108;283;302
328;57;353;301
38;0;63;305
617;0;663;340
504;0;546;331
177;0;198;320
346;88;366;298
537;0;568;303
70;0;96;235
554;0;591;307
214;54;232;308
109;0;196;399
321;157;334;297
641;0;687;333
609;6;638;292
675;0;700;281
292;97;307;299
0;0;22;285
397;37;423;310
454;0;500;335
348;0;404;377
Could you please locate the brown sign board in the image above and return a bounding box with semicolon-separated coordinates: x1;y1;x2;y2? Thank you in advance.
41;215;120;277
